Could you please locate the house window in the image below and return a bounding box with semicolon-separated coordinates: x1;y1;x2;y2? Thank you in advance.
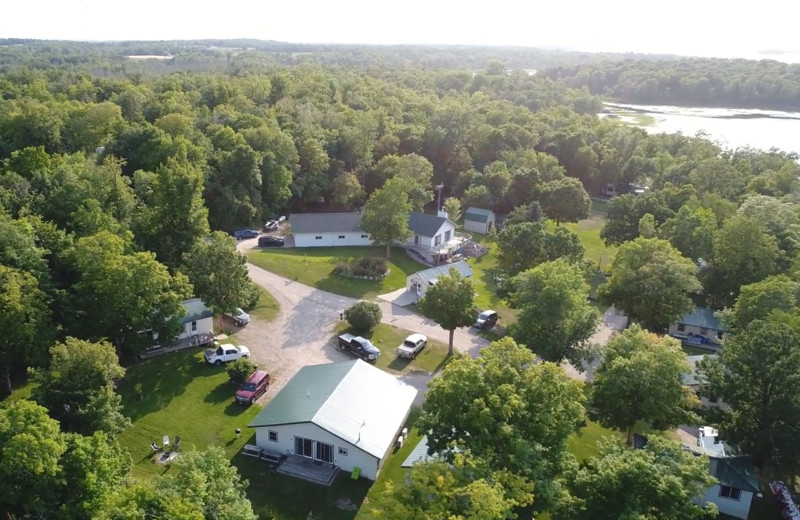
445;230;451;242
338;447;348;456
700;327;709;335
434;234;441;246
361;234;368;238
719;486;741;501
677;323;685;332
315;236;322;240
268;430;278;442
717;331;724;340
191;321;197;332
338;235;345;239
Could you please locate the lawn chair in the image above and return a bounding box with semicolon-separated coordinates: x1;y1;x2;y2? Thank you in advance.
150;442;159;452
162;435;170;450
173;436;181;450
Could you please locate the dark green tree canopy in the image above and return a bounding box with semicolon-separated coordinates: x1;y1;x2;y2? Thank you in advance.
417;267;477;356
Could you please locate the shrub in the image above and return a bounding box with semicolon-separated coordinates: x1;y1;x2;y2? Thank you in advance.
333;261;352;277
334;256;387;279
227;357;258;384
344;301;383;332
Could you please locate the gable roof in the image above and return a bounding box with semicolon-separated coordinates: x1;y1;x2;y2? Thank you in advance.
676;307;726;332
709;457;761;493
181;298;213;324
248;360;417;459
464;207;494;223
408;212;452;237
289;213;363;235
412;260;473;286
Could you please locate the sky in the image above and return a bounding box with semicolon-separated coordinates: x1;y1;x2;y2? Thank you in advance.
3;0;800;61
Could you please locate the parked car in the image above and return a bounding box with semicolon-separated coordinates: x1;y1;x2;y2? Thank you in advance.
258;235;285;247
264;220;279;231
337;333;380;362
223;307;250;326
233;229;259;240
396;333;428;359
473;310;499;330
235;370;270;404
204;344;250;365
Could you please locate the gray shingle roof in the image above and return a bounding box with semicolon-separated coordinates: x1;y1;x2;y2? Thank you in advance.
181;298;212;324
709;457;761;493
408;212;449;237
289;213;363;234
412;261;473;286
677;307;726;332
248;360;417;458
464;207;493;223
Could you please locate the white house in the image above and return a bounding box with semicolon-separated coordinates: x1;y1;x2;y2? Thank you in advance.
248;359;417;481
405;211;458;263
463;207;496;235
669;307;727;348
701;456;761;519
406;260;473;300
177;298;214;340
289;213;372;247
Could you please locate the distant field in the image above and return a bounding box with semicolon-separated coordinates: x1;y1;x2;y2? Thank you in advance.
555;215;617;272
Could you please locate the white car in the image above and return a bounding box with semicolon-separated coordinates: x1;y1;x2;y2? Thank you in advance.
223;307;250;326
396;333;428;359
204;344;250;365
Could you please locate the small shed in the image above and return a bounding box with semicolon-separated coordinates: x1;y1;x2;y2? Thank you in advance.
407;260;473;300
463;207;496;235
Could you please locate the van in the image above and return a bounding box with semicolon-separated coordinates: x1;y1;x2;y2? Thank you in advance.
474;310;499;330
235;370;270;405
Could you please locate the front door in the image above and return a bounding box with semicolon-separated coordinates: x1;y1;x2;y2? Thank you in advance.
295;436;313;458
316;442;333;463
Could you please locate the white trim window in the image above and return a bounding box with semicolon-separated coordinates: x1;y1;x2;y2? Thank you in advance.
268;430;278;442
719;486;741;501
338;447;348;456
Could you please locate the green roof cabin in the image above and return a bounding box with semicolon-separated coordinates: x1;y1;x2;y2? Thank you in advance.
463;207;496;235
669;307;727;348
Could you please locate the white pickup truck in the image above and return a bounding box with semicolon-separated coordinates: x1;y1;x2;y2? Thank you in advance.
396;333;428;359
204;343;250;365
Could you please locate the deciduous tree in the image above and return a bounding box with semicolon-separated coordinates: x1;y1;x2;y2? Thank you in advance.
538;177;590;225
418;337;585;511
599;237;700;330
556;437;717;520
592;326;699;446
442;197;462;223
509;259;598;366
417;267;477;356
359;177;412;258
700;320;800;473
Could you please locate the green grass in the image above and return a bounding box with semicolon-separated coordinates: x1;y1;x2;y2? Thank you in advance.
335;323;454;374
590;198;609;215
247;285;280;322
553;215;617;272
682;344;718;356
464;233;516;325
247;246;425;299
116;349;262;478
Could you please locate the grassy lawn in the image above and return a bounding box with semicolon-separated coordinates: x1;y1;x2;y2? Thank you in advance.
464;233;516;325
335;322;454;374
247;246;425;299
247;285;280;322
116;349;262;479
682;344;718;356
553;215;617;272
591;197;609;215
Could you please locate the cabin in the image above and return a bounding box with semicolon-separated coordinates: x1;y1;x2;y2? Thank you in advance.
669;307;727;348
406;260;473;300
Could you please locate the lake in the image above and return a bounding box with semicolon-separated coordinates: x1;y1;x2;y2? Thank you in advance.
603;103;800;155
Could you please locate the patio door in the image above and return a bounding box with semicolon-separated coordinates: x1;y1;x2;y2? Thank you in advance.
316;442;333;463
295;437;313;458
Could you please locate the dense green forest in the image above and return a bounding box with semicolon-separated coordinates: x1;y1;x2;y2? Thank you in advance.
541;57;800;109
3;39;800;519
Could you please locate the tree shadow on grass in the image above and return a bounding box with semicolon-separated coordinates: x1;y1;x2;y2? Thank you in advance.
204;380;236;404
118;349;216;422
223;401;251;417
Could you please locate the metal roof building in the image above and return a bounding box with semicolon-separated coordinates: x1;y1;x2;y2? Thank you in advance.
248;360;417;480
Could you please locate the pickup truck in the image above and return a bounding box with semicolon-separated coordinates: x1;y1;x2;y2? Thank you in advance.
337;334;380;362
396;333;428;359
204;343;250;365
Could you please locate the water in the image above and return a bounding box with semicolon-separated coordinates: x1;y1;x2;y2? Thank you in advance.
603;103;800;155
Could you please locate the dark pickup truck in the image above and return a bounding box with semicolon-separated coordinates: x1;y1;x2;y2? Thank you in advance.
337;333;380;362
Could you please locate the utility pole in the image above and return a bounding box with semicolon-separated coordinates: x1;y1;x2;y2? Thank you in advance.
434;184;445;212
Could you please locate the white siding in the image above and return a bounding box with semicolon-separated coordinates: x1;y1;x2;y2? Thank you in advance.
294;232;372;248
254;422;381;480
463;219;487;234
668;323;723;342
701;485;753;519
404;221;457;249
177;316;213;340
407;274;429;299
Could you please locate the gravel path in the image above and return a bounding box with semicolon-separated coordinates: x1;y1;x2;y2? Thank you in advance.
234;238;625;404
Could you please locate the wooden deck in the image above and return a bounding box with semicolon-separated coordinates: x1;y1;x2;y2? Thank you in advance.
276;454;339;486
